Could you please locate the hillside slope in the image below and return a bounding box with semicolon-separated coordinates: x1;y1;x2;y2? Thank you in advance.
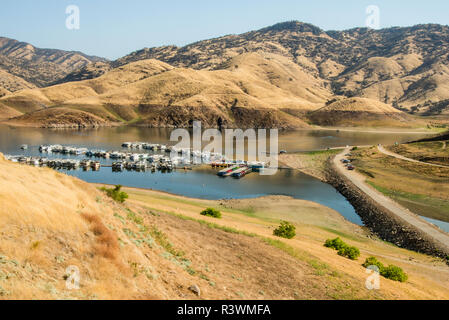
3;22;449;127
1;153;448;299
1;53;416;129
307;97;414;127
0;153;334;299
0;69;36;94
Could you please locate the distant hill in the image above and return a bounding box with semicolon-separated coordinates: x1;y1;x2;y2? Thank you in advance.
111;22;449;115
2;21;449;128
0;37;107;89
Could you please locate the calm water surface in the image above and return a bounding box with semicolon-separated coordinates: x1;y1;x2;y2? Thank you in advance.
2;125;447;232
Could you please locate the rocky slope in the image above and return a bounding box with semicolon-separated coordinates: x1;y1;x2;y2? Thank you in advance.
0;69;36;94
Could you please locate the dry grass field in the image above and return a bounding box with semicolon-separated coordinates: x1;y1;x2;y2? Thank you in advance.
351;147;449;223
387;141;449;166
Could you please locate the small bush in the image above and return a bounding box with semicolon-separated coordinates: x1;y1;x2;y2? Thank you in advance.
362;257;408;282
324;237;346;251
381;265;408;282
200;208;222;219
101;185;128;203
273;221;296;239
362;256;384;270
337;246;360;260
324;237;360;260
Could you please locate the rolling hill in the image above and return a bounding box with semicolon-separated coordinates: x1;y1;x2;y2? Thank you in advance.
1;52;417;129
1;53;331;128
307;97;413;127
112;22;449;115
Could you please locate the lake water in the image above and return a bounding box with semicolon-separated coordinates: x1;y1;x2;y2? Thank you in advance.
2;125;448;232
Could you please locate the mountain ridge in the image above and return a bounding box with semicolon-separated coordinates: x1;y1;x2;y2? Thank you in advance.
0;36;107;90
1;21;449;128
107;21;449;115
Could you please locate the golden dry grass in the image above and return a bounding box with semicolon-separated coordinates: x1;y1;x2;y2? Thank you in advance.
319;97;403;113
279;149;341;181
351;147;449;222
0;69;36;93
121;186;449;300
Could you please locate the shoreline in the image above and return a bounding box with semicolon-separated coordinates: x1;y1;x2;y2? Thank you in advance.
0;120;441;134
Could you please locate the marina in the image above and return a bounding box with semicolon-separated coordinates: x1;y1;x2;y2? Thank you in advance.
6;141;269;177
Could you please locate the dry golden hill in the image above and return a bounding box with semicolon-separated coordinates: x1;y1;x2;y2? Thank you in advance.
0;49;433;129
0;86;9;98
0;102;22;120
307;97;414;127
111;22;449;116
2;52;419;129
1;53;332;128
4;22;449;119
0;69;36;94
0;59;174;124
1;153;449;300
6;107;108;128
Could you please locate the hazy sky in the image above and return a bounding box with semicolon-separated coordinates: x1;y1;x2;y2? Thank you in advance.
1;0;448;60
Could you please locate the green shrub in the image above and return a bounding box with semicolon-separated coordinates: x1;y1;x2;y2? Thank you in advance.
381;265;408;282
362;257;408;282
324;237;360;260
362;256;384;270
337;246;360;260
200;208;222;219
324;237;346;251
101;185;129;203
273;221;296;239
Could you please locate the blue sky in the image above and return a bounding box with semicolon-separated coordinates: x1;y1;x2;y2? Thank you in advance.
0;0;448;60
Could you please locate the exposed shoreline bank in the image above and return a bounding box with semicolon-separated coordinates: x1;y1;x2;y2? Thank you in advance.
0;119;440;134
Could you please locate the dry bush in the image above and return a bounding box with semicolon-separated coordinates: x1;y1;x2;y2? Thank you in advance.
81;213;119;261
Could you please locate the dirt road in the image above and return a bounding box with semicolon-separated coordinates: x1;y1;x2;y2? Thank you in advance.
334;148;449;251
378;145;449;169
